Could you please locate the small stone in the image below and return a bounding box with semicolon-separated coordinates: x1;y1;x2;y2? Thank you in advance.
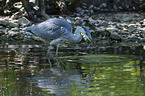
142;24;145;27
90;9;94;14
110;32;122;41
89;5;94;9
101;3;107;7
18;17;30;26
93;7;100;10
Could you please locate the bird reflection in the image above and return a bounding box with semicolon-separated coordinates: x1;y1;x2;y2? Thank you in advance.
29;66;83;95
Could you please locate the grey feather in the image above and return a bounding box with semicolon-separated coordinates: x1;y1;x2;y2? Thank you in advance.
24;18;72;41
24;18;95;47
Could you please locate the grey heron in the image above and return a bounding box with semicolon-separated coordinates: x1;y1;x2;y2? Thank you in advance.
25;18;95;63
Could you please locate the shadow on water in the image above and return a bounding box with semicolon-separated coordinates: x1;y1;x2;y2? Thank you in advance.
0;44;145;96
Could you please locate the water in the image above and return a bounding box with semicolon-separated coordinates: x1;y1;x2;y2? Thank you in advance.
0;44;145;96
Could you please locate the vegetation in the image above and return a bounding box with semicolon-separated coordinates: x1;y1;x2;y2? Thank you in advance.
0;0;144;20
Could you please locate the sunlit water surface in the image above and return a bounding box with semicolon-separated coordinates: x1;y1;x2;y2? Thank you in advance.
0;44;145;96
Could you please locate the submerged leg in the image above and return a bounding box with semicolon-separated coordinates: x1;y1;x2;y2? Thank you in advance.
88;67;96;84
47;45;60;67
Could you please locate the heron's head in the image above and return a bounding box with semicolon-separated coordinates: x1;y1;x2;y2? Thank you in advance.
80;26;96;47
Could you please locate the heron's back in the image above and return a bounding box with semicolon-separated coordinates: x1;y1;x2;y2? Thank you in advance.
25;18;72;41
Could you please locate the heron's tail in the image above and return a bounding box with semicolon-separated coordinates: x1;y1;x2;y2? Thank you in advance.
24;26;32;32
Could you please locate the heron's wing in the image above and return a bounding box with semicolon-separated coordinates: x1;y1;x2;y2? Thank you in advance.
28;21;71;41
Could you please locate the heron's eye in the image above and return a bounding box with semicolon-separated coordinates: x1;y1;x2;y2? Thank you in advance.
81;33;85;36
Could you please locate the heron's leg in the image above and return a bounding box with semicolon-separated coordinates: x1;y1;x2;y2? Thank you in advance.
56;44;60;66
47;46;50;56
47;46;52;67
56;44;60;58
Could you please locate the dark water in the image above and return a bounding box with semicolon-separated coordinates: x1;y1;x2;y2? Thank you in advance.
0;44;145;96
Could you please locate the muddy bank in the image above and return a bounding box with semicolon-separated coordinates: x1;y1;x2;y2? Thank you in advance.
0;12;145;47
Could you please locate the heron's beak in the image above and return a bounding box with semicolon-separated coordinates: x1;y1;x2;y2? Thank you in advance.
83;33;96;47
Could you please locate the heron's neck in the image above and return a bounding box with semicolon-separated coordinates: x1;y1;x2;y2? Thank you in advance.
65;27;83;43
73;29;82;43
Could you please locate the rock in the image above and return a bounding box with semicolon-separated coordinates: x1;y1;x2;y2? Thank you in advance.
128;24;136;27
106;27;118;31
88;17;98;24
89;5;94;9
128;34;137;39
101;3;107;8
18;17;31;26
8;30;19;36
93;7;100;11
0;26;4;29
90;9;94;14
0;19;18;27
142;24;145;27
140;21;143;25
76;7;82;12
110;32;122;41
